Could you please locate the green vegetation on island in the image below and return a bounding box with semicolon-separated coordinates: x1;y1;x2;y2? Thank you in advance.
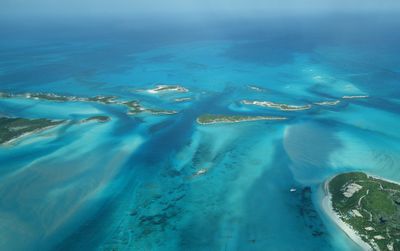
0;117;64;144
314;100;341;106
0;92;13;98
0;91;179;117
327;172;400;251
147;85;189;93
25;92;72;102
241;100;312;111
146;109;178;115
81;116;110;123
86;95;117;104
197;114;287;124
123;100;176;115
0;91;118;104
123;100;144;114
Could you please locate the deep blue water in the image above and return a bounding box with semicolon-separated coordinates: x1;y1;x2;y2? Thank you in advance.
1;15;400;250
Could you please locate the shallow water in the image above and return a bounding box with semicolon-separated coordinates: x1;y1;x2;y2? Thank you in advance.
0;15;400;250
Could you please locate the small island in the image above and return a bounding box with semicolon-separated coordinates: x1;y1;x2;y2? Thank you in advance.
0;92;14;98
342;95;369;99
86;95;118;104
0;117;64;145
196;114;287;125
81;116;111;123
174;97;192;102
24;92;73;102
147;85;189;94
247;85;266;92
123;100;145;115
146;109;178;115
123;100;177;116
26;93;118;104
0;91;74;101
324;172;400;251
192;168;208;178
314;100;341;106
22;92;84;102
241;100;312;111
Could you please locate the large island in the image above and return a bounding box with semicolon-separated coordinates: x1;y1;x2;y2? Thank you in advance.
0;117;64;145
324;172;400;251
0;91;179;117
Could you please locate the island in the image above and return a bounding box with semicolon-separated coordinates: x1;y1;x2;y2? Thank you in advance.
0;91;179;117
342;95;369;99
314;100;341;106
86;95;118;104
123;100;145;115
241;100;312;111
323;172;400;251
174;97;192;102
81;116;110;123
0;91;120;104
192;168;208;178
0;92;14;98
123;100;177;116
0;91;121;104
147;85;189;94
247;85;266;92
24;92;73;102
196;114;287;125
0;117;64;145
146;109;178;115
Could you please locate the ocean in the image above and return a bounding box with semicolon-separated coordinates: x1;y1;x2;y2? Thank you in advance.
0;14;399;250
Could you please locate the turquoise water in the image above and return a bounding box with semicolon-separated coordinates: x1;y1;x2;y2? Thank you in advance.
1;16;400;250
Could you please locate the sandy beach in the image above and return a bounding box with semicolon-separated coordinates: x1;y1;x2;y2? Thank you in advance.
2;123;63;146
368;173;400;186
322;178;373;251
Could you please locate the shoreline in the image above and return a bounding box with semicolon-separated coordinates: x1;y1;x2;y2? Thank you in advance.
1;123;63;146
322;178;373;251
368;173;400;186
241;100;312;111
196;116;287;125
